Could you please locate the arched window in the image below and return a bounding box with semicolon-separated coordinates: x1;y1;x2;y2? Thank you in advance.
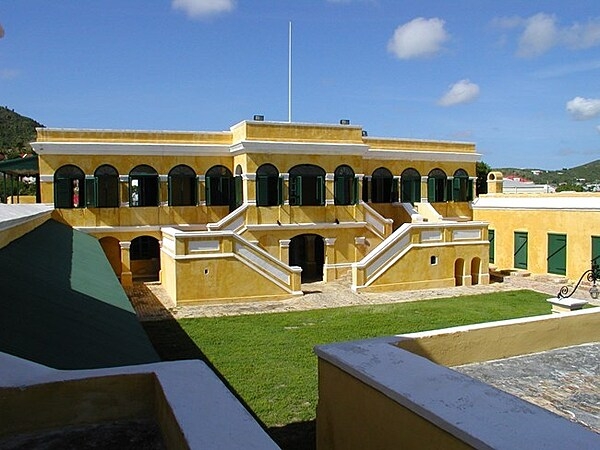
129;165;159;207
288;164;326;206
256;163;281;206
452;168;472;202
90;164;119;208
371;167;397;203
54;164;85;208
334;165;356;205
205;165;233;206
401;168;421;204
168;165;197;206
427;168;447;203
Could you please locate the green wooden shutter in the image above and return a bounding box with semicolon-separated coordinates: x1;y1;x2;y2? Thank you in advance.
514;232;528;269
54;178;72;208
289;175;301;205
391;178;399;202
489;229;495;263
205;176;212;206
467;179;474;201
353;176;359;204
278;176;284;205
256;176;267;206
317;175;325;205
547;234;567;275
234;175;243;208
428;177;436;202
85;177;97;207
592;236;600;264
452;177;460;201
334;176;346;205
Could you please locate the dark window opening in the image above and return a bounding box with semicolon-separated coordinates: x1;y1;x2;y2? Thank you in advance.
288;164;325;206
130;165;159;207
169;165;197;206
334;164;357;205
54;165;85;208
428;168;447;203
256;163;281;206
205;165;233;206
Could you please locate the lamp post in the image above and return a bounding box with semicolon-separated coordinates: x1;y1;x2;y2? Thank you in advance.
557;260;600;300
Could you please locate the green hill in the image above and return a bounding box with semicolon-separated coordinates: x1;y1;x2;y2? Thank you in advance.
0;106;43;158
496;160;600;186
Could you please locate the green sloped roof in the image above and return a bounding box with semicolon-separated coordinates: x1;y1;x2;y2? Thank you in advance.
0;219;160;369
0;155;39;176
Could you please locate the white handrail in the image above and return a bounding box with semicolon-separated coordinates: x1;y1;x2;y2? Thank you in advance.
207;203;248;232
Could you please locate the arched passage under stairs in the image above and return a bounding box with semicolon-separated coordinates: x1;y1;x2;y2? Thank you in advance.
289;234;325;283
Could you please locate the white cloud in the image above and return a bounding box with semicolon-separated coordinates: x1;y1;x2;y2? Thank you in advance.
517;13;558;57
387;17;449;59
438;79;480;107
171;0;235;19
562;18;600;49
497;13;600;57
566;97;600;120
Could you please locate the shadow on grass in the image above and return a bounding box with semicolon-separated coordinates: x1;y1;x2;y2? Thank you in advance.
128;283;317;448
268;420;316;450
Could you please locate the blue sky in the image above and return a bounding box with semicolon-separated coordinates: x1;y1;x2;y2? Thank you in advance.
2;1;600;169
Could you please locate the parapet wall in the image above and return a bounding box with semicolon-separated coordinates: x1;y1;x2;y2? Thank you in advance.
315;309;600;449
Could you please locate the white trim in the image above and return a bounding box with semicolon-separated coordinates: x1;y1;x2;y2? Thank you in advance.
473;195;600;211
365;149;481;162
245;222;367;232
229;140;369;155
32;142;230;156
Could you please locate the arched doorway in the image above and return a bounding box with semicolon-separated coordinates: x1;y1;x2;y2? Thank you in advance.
428;168;447;203
256;163;281;206
371;167;397;203
130;235;160;281
289;234;325;283
401;168;421;204
471;257;481;285
454;258;465;286
129;165;159;207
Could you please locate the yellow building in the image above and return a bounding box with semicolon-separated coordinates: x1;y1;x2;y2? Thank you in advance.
32;119;489;304
473;172;600;285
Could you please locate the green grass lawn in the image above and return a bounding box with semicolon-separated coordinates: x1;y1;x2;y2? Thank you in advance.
178;289;552;428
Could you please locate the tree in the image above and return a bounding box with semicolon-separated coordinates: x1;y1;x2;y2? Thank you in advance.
476;161;491;196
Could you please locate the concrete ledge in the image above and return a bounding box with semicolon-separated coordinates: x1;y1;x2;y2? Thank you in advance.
0;353;278;449
315;336;600;449
547;297;588;313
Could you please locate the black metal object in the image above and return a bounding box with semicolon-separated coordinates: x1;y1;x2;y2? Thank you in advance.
557;260;600;299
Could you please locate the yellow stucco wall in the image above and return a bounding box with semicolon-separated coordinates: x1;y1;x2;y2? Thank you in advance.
396;308;600;367
473;194;600;280
316;359;474;450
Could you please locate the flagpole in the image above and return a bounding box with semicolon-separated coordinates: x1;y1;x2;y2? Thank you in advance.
288;21;292;123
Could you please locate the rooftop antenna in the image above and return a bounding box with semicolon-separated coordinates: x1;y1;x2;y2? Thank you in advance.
288;21;292;123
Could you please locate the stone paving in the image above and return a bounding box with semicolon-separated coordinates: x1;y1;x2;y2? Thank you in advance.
455;342;600;434
127;273;595;321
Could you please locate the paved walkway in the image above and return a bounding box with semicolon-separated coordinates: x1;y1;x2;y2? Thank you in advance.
455;342;600;434
126;273;598;321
